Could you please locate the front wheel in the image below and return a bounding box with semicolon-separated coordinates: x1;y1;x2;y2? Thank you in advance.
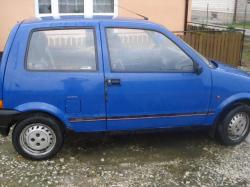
12;114;64;160
217;105;250;146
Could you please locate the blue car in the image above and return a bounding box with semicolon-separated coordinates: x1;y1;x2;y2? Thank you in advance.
0;16;250;160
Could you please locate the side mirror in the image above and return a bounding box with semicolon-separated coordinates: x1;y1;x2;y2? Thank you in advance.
194;63;203;75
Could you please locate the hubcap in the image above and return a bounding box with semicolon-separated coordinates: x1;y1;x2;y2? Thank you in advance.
20;123;56;156
228;112;249;141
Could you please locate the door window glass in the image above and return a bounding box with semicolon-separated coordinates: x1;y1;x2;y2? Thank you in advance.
106;28;194;72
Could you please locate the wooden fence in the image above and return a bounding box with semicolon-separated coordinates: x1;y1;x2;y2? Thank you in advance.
175;27;245;66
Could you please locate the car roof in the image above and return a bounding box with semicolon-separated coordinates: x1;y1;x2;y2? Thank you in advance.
22;15;150;25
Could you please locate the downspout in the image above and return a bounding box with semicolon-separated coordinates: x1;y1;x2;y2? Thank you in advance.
233;0;238;23
184;0;189;31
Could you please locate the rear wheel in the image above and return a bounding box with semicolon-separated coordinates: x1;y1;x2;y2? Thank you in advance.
217;105;250;145
12;114;64;160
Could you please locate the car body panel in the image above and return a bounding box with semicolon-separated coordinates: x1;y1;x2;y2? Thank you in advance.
3;19;107;132
0;23;21;100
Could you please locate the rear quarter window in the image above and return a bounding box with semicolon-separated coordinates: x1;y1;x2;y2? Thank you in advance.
26;28;97;71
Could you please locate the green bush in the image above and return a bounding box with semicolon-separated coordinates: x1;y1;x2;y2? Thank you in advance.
227;25;236;30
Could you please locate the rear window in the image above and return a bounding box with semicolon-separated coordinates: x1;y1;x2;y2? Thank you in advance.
26;29;97;71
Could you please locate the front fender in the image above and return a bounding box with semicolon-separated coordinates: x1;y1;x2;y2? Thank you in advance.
14;102;71;128
207;93;250;137
214;93;250;120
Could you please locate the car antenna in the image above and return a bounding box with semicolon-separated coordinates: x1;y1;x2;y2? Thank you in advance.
116;4;149;20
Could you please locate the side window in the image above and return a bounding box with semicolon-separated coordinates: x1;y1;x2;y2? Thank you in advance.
106;28;194;72
27;29;97;71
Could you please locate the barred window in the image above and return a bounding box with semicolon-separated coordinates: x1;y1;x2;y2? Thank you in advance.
36;0;116;16
38;0;52;14
59;0;84;13
93;0;114;13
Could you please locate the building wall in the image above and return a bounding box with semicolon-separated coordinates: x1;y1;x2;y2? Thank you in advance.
192;0;250;24
0;0;35;51
235;0;250;23
192;0;235;13
236;0;250;13
191;0;235;24
0;0;189;51
192;10;235;24
119;0;189;31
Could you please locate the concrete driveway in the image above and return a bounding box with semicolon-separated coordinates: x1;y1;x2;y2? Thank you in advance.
244;29;250;37
0;129;250;187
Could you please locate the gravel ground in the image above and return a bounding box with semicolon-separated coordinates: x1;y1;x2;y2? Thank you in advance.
0;129;250;187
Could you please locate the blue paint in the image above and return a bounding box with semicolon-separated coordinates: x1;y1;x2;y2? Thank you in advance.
1;16;250;133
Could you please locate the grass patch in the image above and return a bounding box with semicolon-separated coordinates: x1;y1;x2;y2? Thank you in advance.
230;23;250;29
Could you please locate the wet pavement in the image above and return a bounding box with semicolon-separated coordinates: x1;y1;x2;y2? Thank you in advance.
0;129;250;187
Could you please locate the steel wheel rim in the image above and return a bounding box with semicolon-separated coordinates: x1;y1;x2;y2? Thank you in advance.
19;123;56;156
228;112;249;141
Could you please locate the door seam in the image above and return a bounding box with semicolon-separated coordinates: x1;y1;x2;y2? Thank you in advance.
99;21;108;130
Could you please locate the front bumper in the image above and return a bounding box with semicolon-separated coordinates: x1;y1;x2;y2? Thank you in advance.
0;110;20;136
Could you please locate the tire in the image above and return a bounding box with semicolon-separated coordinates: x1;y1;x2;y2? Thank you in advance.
217;105;250;146
12;114;64;160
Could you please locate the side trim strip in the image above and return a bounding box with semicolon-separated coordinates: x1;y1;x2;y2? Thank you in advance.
69;117;106;123
69;112;214;123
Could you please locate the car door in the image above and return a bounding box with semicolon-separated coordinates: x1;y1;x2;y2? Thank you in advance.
4;21;107;132
100;21;212;131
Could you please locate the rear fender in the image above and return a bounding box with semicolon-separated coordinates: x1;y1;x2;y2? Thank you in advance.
0;23;21;100
14;102;71;128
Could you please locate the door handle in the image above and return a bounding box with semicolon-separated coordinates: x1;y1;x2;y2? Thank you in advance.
106;79;121;86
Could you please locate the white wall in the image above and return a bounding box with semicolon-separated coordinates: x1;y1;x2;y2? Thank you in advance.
192;0;235;13
236;0;250;13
